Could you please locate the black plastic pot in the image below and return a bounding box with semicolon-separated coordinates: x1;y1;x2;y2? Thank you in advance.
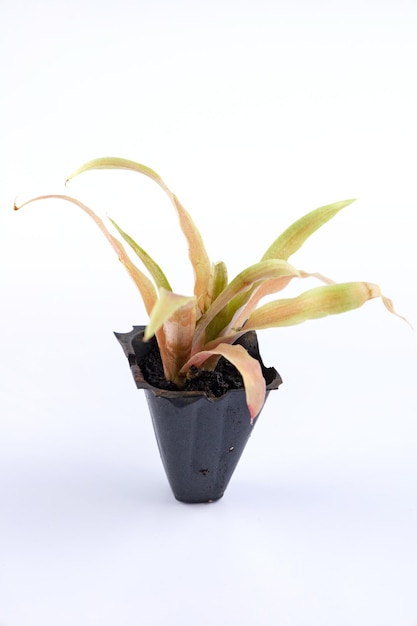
115;326;282;503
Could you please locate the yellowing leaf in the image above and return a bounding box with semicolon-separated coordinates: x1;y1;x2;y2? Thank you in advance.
180;343;266;423
67;157;212;314
171;194;212;313
227;269;335;334
17;160;407;424
66;157;173;195
193;259;300;350
262;199;356;261
224;275;295;333
244;281;401;330
145;288;196;341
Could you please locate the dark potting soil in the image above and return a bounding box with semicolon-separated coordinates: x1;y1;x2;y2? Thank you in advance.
131;328;280;396
138;340;244;397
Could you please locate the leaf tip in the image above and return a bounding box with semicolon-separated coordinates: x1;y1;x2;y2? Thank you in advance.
143;326;153;342
248;394;264;425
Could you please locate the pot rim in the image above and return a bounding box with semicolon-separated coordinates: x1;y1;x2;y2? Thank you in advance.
114;325;282;399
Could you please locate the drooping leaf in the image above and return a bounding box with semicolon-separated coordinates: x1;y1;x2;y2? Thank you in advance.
17;161;407;424
244;281;404;330
227;269;335;333
66;157;212;313
180;343;266;423
66;156;171;192
108;217;172;291
14;194;158;315
223;275;296;333
298;270;334;284
262;199;356;261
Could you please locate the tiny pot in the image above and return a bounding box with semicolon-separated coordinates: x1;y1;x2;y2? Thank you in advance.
115;326;282;503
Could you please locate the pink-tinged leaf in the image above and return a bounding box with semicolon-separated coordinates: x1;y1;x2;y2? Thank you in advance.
262;199;356;261
14;194;158;315
144;288;197;382
66;157;212;313
223;276;295;334
171;193;212;313
145;288;196;341
192;259;300;351
298;270;334;284
196;331;249;353
225;269;335;334
379;294;411;326
244;281;406;331
180;343;266;423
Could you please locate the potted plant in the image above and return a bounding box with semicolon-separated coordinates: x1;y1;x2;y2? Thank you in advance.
14;157;405;503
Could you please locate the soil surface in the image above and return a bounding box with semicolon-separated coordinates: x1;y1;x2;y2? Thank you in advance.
131;328;281;396
138;340;245;397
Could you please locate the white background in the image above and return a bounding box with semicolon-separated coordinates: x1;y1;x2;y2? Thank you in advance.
1;1;416;625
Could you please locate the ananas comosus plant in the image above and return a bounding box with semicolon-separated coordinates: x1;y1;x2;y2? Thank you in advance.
14;157;404;423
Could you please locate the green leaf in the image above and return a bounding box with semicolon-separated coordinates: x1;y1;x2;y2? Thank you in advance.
180;343;266;423
224;275;296;333
66;156;171;191
203;261;229;333
244;281;403;330
227;269;335;333
262;199;356;261
67;156;212;313
108;217;171;291
193;259;300;350
207;261;228;305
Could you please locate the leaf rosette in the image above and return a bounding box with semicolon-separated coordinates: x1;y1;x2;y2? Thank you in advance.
15;157;406;422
